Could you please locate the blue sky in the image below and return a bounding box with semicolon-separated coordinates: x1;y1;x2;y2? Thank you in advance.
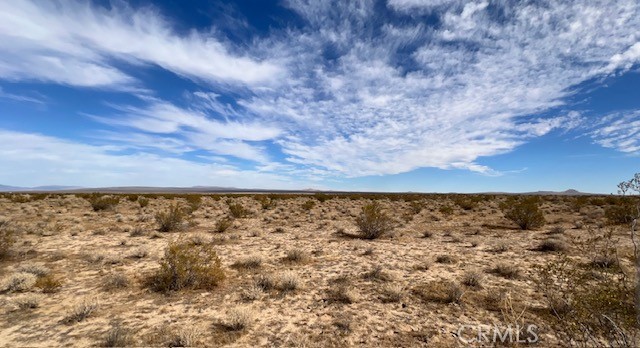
0;0;639;193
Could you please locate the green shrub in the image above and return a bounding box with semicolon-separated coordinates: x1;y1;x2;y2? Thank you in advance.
138;196;150;208
214;217;233;233
0;222;14;260
301;200;316;211
438;205;454;215
228;203;250;218
538;255;638;346
155;204;186;232
604;198;637;225
86;194;120;211
146;239;225;292
502;197;545;230
355;202;394;239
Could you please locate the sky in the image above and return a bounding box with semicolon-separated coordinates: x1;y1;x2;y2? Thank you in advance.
0;0;639;193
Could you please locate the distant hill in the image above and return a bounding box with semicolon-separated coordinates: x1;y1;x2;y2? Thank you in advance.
0;185;599;195
0;185;83;192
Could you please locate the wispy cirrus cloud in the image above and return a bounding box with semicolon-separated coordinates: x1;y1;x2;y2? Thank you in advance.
0;0;639;187
590;110;640;154
0;1;282;88
88;98;282;162
0;129;305;188
236;0;640;176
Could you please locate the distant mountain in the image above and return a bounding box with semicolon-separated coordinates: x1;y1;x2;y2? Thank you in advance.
0;185;83;192
0;185;598;195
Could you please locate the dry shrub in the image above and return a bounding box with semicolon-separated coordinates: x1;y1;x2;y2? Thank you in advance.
104;321;132;347
461;270;483;288
64;298;99;324
490;263;521;279
355;202;394;239
228;203;250;218
538;255;638;346
13;294;41;310
301;200;316;211
225;307;253;331
283;248;307;263
276;271;300;293
380;284;404;303
502;197;545;230
231;256;263;270
414;281;464;304
146;239;225;292
87;195;120;211
103;272;130;291
362;265;393;282
17;263;50;277
604;198;637;225
0;222;14;260
215;217;233;233
166;327;201;347
1;272;37;293
137;196;150;208
435;254;456;264
326;284;357;304
155;204;186;232
35;273;63;293
255;274;277;292
536;238;567;252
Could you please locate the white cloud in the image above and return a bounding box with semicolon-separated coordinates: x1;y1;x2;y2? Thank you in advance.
1;0;640;181
590;110;640;154
0;130;305;188
387;0;460;12
0;1;282;88
241;0;640;176
88;98;281;162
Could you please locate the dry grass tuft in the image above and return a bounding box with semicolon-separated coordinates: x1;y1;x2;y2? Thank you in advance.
231;256;263;270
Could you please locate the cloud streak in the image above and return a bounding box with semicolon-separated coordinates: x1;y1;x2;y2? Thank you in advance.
0;0;639;186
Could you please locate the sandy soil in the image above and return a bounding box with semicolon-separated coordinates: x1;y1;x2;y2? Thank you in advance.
0;194;635;347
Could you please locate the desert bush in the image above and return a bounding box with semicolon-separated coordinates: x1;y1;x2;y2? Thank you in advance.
17;263;50;277
138;196;150;208
604;198;637;225
184;195;202;213
283;248;307;263
104;321;132;347
380;284;404;303
214;217;233;233
461;271;483;288
301;200;316;211
155;204;186;232
35;273;63;293
414;281;464;304
146;239;225;292
224;307;253;331
536;238;567;252
13;294;41;310
435;254;456;264
0;223;14;260
103;273;130;291
502;197;545;230
231;256;262;270
362;265;392;282
490;264;521;279
438;205;454;215
87;195;120;211
255;195;276;210
64;299;99;324
355;202;394;239
1;272;37;293
421;230;433;238
326;284;357;304
255;274;277;292
276;271;300;292
538;255;638;346
228;203;250;218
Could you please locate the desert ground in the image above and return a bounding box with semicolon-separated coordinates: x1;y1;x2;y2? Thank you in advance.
0;193;637;347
